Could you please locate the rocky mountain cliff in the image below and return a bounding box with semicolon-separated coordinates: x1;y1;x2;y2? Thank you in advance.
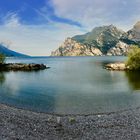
51;38;102;56
51;22;140;56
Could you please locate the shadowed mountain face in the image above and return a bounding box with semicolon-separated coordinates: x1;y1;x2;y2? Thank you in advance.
52;22;140;56
0;44;28;57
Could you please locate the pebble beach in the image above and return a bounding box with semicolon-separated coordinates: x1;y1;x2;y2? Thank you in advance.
1;104;140;140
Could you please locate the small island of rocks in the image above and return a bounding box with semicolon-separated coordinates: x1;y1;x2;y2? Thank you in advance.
105;62;128;71
105;46;140;71
0;63;48;71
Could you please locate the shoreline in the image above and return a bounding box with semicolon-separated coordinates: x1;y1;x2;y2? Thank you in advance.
1;102;139;117
1;103;140;139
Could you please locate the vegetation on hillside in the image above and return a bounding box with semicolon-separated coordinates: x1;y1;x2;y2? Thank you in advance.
0;54;5;64
72;25;124;53
126;45;140;70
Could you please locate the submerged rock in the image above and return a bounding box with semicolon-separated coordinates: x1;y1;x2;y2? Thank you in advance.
0;63;48;71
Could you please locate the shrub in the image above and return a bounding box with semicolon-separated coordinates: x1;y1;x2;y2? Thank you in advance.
0;54;6;64
126;45;140;70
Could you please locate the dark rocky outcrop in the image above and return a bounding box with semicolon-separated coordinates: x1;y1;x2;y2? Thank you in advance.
0;63;48;71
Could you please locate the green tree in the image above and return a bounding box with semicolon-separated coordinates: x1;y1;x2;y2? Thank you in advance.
126;45;140;70
0;54;5;64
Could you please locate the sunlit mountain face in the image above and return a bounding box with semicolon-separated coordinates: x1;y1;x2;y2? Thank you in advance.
51;22;140;56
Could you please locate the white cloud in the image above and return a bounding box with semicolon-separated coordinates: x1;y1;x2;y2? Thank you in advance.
3;12;21;27
51;0;140;30
0;21;85;56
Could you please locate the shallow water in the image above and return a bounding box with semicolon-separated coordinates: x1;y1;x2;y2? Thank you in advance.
0;56;140;115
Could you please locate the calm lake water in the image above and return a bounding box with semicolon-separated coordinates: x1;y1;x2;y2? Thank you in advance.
0;56;140;115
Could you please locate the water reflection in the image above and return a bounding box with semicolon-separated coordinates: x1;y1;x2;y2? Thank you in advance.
1;56;140;114
0;70;56;113
125;71;140;90
0;70;43;86
0;72;5;85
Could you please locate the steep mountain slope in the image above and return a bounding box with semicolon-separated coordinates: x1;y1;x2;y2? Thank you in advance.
52;22;140;56
73;25;124;54
51;25;127;56
0;44;28;57
107;41;130;56
51;38;102;56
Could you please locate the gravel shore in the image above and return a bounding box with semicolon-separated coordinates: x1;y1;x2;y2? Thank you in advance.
1;104;140;140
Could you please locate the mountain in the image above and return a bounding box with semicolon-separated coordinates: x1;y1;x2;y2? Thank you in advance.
51;38;102;56
73;25;124;54
0;44;28;57
121;21;140;45
51;23;140;56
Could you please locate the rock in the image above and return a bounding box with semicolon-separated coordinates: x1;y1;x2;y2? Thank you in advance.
107;41;130;56
69;117;76;124
56;117;61;124
105;62;127;71
0;63;48;71
51;38;102;56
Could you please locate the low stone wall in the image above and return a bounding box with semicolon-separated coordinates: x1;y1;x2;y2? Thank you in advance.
0;63;48;71
105;62;128;71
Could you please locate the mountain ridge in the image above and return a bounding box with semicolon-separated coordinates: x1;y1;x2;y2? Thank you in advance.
51;22;140;56
0;44;29;57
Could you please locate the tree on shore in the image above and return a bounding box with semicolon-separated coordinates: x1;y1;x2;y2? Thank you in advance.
126;45;140;70
0;54;5;64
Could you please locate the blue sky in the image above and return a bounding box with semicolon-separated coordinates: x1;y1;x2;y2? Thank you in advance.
0;0;140;56
0;0;82;26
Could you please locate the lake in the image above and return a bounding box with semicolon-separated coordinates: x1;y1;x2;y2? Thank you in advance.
0;56;140;115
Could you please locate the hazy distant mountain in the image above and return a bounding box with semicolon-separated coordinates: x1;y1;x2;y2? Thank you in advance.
0;44;28;57
51;22;140;56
